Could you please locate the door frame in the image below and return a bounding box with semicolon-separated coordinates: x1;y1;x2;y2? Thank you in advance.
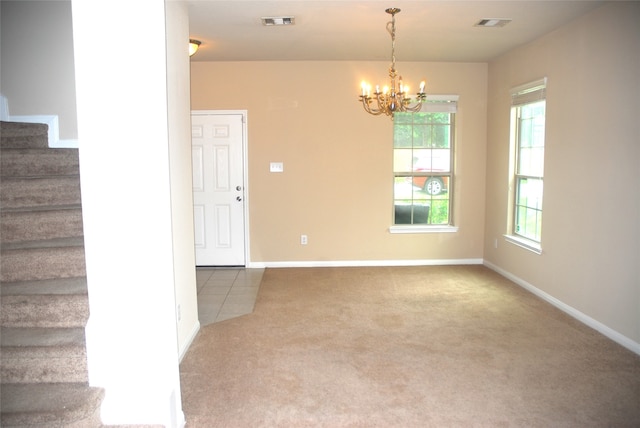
191;109;250;266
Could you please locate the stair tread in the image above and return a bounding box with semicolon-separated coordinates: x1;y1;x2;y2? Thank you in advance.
0;244;87;283
0;147;76;154
1;206;84;244
0;122;49;148
1;236;85;251
1;277;87;296
0;175;82;210
0;121;48;136
0;382;104;426
0;293;89;328
0;174;80;181
0;147;79;178
1;326;85;348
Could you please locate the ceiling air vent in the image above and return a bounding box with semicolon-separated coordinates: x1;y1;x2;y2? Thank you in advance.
262;16;295;26
475;18;511;28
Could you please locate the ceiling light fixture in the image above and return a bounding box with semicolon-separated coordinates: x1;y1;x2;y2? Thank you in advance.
189;39;201;57
262;16;295;26
474;18;511;28
359;8;425;118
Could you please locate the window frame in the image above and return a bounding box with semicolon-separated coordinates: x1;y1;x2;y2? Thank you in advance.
505;78;547;253
389;95;459;234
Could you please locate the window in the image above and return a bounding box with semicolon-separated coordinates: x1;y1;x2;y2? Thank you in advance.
392;97;457;229
508;78;546;251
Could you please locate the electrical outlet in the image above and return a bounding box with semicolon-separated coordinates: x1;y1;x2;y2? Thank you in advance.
300;235;308;245
177;304;181;321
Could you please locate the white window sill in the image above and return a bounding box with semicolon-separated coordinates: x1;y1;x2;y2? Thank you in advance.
504;234;542;254
389;225;459;234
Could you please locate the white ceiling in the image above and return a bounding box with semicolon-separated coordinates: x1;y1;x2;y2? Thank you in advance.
186;0;606;62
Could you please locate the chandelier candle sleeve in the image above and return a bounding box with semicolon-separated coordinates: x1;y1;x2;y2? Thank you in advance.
358;8;427;118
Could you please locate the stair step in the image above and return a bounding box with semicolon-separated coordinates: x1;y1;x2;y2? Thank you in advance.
0;277;89;328
0;383;104;427
0;121;49;149
1;327;88;383
1;205;84;243
1;293;89;328
0;175;81;210
1;121;98;426
0;238;86;282
1;148;79;177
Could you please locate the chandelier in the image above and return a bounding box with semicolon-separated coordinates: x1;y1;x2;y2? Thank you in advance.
359;8;426;118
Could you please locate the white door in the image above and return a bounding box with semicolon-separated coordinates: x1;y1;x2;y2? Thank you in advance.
191;112;246;266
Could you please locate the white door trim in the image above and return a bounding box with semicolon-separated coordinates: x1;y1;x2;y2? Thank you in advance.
191;110;250;266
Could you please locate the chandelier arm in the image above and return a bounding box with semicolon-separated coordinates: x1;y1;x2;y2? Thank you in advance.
404;103;423;113
360;96;385;115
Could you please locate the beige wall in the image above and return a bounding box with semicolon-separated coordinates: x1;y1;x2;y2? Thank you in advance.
191;61;488;264
484;2;640;344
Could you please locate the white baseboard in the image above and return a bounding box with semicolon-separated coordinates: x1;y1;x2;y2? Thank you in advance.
246;258;640;355
178;320;200;363
247;258;483;269
483;260;640;356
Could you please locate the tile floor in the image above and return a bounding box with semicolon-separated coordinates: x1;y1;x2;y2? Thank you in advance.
195;267;264;325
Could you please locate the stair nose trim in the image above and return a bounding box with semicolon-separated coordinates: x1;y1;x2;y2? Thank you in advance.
1;277;88;296
1;236;85;251
1;327;86;347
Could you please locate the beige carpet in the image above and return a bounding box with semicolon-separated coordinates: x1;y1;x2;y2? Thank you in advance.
179;265;640;427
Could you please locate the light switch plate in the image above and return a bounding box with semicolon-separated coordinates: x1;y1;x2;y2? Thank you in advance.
270;162;284;173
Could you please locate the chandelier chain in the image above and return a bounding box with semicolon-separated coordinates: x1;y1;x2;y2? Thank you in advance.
388;13;396;72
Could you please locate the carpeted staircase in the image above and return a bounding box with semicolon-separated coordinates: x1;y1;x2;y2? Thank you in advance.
0;121;104;427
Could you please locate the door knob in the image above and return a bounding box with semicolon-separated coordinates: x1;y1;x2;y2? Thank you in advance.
236;196;242;201
236;186;242;191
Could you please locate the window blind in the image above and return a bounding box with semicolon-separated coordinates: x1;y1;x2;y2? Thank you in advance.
510;78;547;106
421;95;459;113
